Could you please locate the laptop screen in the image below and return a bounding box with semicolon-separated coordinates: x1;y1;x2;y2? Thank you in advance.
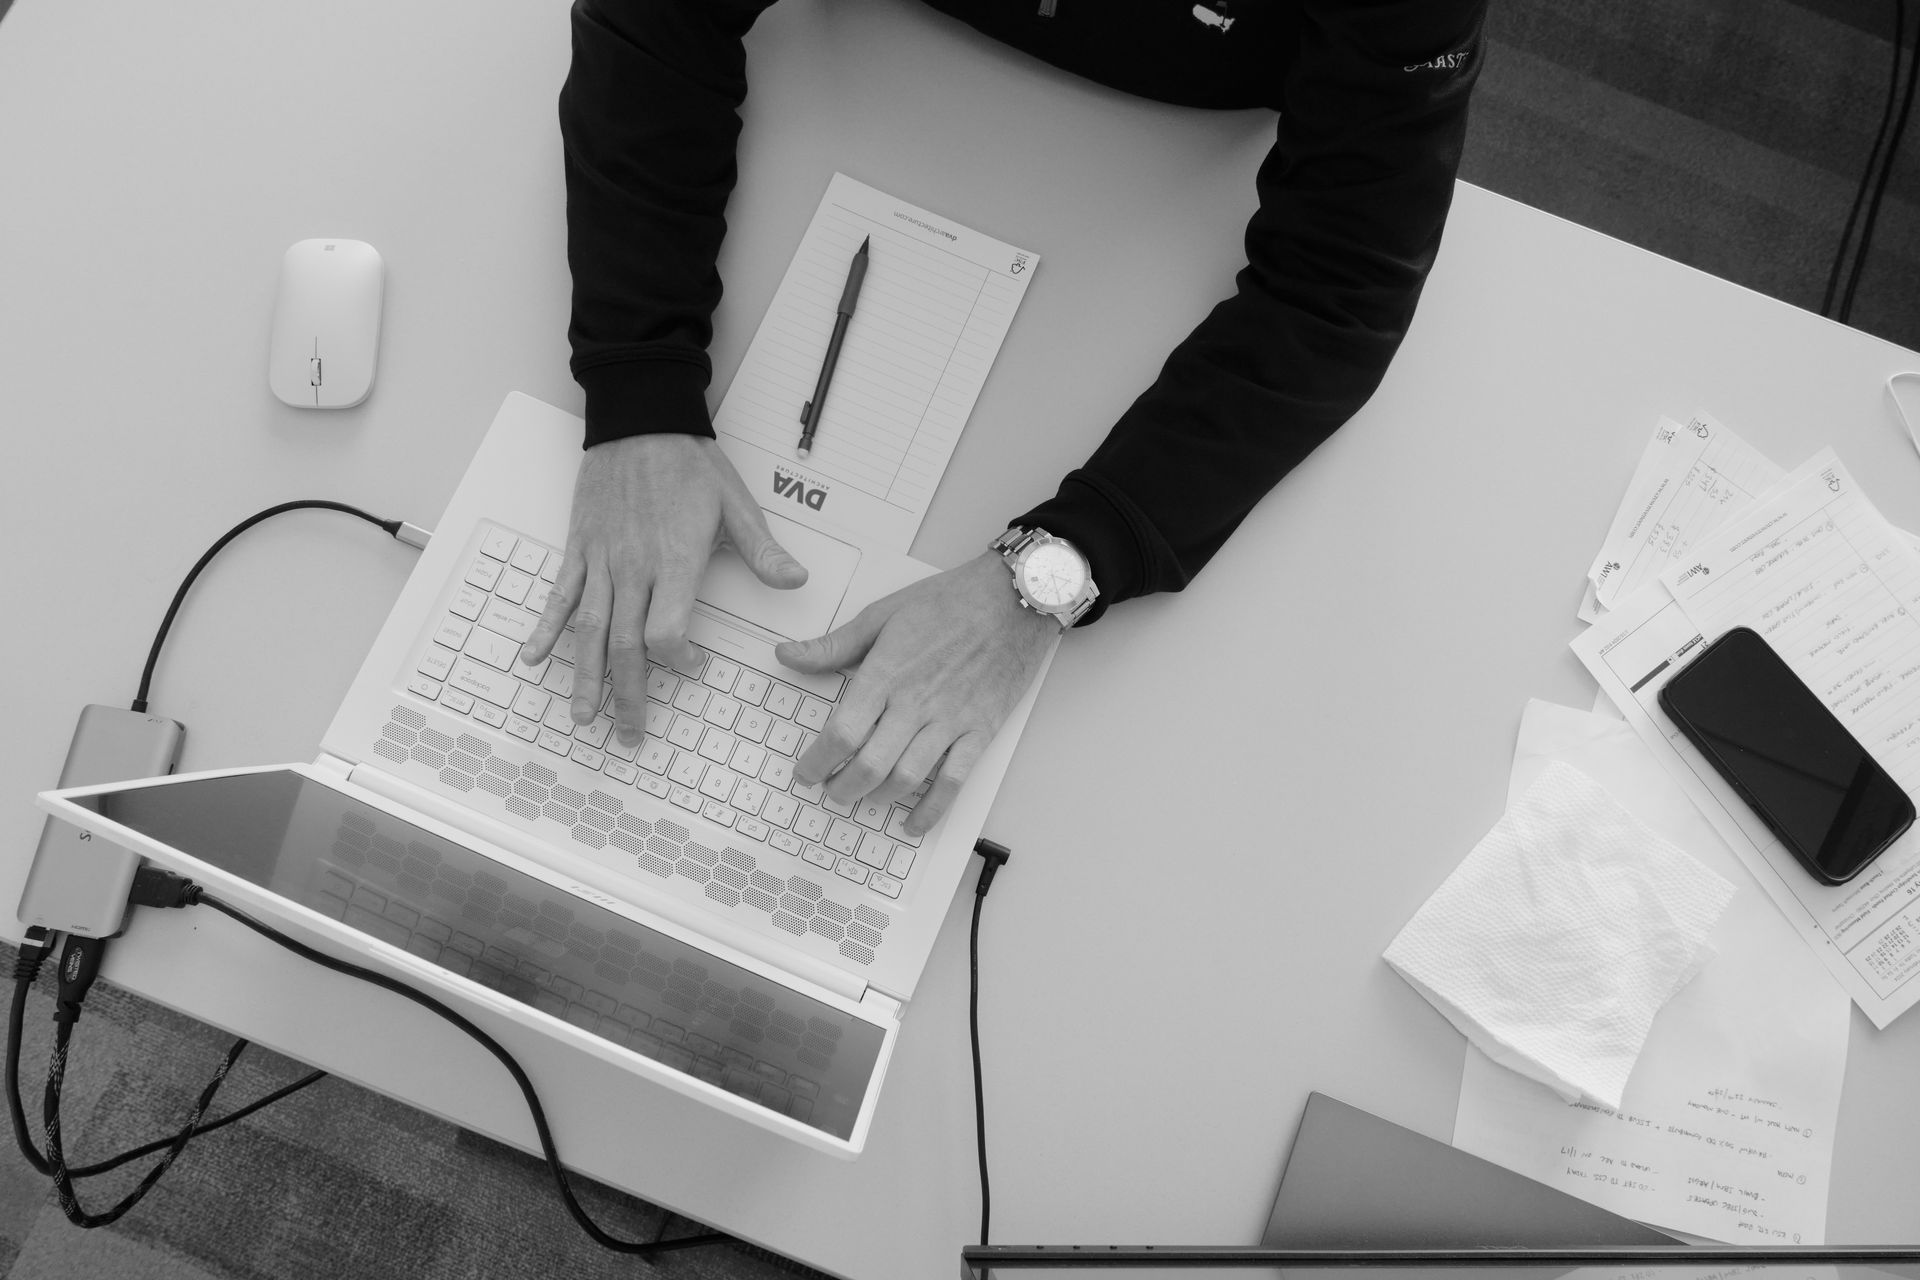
77;768;884;1141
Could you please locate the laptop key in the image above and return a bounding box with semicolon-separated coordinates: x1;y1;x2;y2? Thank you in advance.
884;808;923;847
464;556;502;591
825;819;862;856
480;526;518;561
765;683;801;719
448;657;516;707
508;539;546;576
855;832;891;869
761;793;798;830
667;752;705;789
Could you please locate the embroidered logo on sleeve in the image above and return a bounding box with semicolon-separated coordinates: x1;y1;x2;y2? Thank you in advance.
1404;50;1472;71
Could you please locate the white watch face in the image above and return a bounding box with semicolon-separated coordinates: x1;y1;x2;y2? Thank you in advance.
1019;542;1088;610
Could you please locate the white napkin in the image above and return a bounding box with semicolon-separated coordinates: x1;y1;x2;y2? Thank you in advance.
1384;759;1736;1109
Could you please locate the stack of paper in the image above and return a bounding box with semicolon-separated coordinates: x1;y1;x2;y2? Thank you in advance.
1577;412;1783;623
1572;420;1920;1028
1451;412;1920;1246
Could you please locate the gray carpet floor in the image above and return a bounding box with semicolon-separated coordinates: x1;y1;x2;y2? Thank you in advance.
6;0;1918;1277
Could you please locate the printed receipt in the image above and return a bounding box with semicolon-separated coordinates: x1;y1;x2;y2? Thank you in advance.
1581;412;1784;621
1574;451;1920;1026
1454;701;1849;1245
713;173;1038;554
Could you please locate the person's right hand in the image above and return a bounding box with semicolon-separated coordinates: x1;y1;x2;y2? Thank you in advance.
518;433;808;749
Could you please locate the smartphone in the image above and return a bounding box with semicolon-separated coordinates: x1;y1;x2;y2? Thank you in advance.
1659;626;1913;884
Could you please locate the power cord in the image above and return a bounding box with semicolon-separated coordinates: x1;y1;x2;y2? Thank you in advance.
1824;0;1919;326
7;926;325;1228
120;868;729;1259
17;493;1011;1259
6;930;56;1174
9;498;416;1226
970;837;1011;1248
131;499;430;714
13;838;1017;1257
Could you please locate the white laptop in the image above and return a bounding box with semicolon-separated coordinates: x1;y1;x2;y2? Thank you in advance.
38;390;1053;1158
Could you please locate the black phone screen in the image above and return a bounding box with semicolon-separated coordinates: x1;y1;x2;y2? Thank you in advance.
1659;626;1914;884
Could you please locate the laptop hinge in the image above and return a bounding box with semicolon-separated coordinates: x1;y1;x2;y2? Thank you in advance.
314;752;354;782
859;990;901;1020
339;760;870;1004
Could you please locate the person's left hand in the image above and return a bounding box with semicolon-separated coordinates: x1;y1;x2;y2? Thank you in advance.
775;550;1059;836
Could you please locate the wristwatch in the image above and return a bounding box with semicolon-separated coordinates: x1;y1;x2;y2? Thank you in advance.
991;526;1098;628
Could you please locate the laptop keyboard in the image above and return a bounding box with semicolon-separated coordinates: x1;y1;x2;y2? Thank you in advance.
397;521;921;902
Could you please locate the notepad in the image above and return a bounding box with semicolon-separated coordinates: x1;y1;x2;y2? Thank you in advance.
714;173;1038;553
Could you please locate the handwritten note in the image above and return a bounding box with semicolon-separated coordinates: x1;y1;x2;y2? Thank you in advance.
1454;701;1849;1244
714;173;1038;553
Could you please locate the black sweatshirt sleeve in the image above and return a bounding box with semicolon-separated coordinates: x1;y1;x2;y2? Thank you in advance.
1016;0;1486;624
559;0;1485;624
559;0;779;448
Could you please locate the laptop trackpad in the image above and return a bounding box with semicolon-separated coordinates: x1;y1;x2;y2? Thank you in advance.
698;511;862;642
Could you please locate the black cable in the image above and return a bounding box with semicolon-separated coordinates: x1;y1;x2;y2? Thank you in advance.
64;1067;326;1178
969;838;1011;1248
7;930;57;1174
969;892;991;1247
1839;5;1920;324
5;499;426;1221
44;1023;248;1228
14;930;322;1229
132;499;425;713
184;886;728;1259
1824;0;1907;317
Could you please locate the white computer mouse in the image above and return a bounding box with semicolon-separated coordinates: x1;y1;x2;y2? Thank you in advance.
268;238;384;408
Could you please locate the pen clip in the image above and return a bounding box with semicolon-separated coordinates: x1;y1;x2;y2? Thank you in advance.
800;399;815;426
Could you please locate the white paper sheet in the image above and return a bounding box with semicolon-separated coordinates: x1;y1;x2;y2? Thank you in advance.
713;173;1038;553
1571;454;1920;1026
1585;413;1785;616
1452;700;1850;1245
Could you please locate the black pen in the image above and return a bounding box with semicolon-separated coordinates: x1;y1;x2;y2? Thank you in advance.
798;235;869;459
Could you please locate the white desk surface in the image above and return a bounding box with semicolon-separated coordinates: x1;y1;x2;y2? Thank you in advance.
4;0;1918;1275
